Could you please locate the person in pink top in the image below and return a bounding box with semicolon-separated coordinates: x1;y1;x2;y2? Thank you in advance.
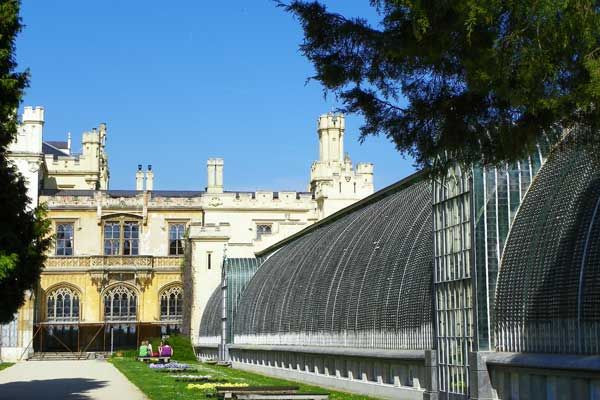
159;341;173;357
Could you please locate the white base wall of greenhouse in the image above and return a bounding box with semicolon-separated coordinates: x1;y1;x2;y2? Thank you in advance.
232;360;426;400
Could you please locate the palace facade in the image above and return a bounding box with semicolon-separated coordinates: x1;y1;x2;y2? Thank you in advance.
0;107;373;360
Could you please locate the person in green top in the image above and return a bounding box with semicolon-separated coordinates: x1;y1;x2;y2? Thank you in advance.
138;340;149;357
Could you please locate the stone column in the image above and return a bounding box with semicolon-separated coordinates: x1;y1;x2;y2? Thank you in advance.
470;351;497;400
423;349;439;400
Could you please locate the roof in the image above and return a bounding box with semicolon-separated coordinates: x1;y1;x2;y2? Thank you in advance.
42;142;69;157
231;175;434;350
199;257;265;341
495;131;600;354
45;140;68;149
256;170;426;257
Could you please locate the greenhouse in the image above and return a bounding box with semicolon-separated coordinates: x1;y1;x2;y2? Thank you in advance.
197;132;600;400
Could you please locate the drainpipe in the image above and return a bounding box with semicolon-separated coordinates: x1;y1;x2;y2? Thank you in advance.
219;246;229;363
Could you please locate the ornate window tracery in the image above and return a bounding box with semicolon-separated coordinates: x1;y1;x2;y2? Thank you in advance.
256;224;272;240
47;287;80;321
160;286;183;321
103;285;137;322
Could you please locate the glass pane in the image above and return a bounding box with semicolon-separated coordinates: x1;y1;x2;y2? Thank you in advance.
64;294;71;317
56;294;64;318
73;297;79;318
175;294;182;315
130;295;137;318
104;296;111;318
161;298;168;316
169;293;176;315
47;297;55;319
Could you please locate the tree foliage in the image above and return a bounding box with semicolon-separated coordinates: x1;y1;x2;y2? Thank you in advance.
282;1;600;170
0;0;51;323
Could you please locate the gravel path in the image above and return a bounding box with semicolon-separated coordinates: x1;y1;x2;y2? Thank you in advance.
0;360;147;399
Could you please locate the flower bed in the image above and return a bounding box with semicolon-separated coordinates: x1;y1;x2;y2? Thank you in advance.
171;374;216;382
149;361;190;372
187;382;249;393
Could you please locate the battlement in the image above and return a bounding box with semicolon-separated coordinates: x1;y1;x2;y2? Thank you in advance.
356;162;374;174
318;113;345;130
22;106;45;124
82;130;101;144
228;190;313;206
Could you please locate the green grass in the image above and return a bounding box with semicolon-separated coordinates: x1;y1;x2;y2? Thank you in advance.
110;349;378;400
117;334;197;362
0;363;14;372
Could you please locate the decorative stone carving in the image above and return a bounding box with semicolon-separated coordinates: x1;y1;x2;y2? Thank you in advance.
154;257;182;268
90;270;109;292
208;197;223;207
135;271;153;291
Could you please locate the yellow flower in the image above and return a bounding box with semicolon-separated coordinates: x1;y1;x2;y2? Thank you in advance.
186;382;249;391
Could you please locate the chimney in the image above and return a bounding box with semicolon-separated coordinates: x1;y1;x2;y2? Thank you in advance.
206;158;224;193
67;132;72;155
145;164;154;191
136;164;144;191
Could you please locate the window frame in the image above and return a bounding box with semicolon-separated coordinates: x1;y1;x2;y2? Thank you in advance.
256;223;273;240
55;222;75;256
46;286;80;322
103;216;141;256
159;285;183;322
103;285;138;322
168;222;187;256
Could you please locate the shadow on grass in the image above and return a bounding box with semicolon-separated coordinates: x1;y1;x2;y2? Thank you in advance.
0;378;108;399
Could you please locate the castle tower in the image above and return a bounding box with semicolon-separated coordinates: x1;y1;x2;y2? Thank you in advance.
8;107;45;206
309;113;374;218
318;113;345;163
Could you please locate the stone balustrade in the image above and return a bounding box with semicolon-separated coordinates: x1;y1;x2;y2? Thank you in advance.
45;255;182;270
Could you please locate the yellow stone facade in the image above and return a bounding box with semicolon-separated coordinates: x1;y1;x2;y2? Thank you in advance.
2;107;375;360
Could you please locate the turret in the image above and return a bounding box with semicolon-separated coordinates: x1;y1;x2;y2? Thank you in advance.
356;162;374;193
309;112;375;218
317;113;345;163
20;106;45;153
206;158;224;193
82;128;101;158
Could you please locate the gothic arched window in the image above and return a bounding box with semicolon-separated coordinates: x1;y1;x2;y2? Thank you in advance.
160;286;183;321
47;287;80;322
103;285;137;322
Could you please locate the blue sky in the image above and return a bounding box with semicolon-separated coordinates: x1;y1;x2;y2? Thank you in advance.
17;1;415;191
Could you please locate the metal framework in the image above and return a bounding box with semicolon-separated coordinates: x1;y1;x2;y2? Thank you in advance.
233;178;433;350
495;135;600;355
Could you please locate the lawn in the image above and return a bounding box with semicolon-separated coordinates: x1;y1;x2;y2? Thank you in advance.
110;349;378;400
0;363;13;372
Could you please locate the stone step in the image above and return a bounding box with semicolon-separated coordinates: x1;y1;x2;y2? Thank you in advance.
28;352;109;361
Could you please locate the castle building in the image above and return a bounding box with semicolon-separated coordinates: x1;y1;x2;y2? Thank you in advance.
0;108;373;360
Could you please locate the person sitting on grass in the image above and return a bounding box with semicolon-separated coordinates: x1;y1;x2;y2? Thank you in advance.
147;341;154;357
138;340;149;358
159;340;173;357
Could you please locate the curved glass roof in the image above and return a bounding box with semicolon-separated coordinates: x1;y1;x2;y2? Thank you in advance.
199;286;221;339
495;133;600;354
233;178;433;349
